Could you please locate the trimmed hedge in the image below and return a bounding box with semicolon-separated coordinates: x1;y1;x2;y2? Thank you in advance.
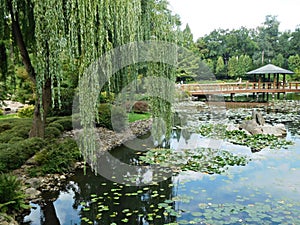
29;138;82;176
0;138;45;173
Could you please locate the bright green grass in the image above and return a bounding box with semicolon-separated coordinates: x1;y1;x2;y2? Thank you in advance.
128;113;151;123
0;114;19;120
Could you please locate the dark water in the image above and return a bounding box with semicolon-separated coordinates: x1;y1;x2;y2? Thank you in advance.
23;103;300;225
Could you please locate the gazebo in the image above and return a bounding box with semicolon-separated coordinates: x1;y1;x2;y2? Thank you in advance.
246;64;294;100
246;63;294;89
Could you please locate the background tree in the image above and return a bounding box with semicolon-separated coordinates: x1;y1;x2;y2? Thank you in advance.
255;15;280;65
215;56;226;78
288;54;300;80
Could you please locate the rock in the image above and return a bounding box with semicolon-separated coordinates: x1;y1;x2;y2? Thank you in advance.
239;111;287;137
25;178;41;189
252;110;265;126
239;119;263;135
261;124;287;137
25;187;41;199
226;123;239;132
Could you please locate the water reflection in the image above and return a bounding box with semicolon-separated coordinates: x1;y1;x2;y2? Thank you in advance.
23;102;300;224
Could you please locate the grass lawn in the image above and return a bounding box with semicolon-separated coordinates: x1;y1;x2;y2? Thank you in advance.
0;114;19;120
128;112;151;123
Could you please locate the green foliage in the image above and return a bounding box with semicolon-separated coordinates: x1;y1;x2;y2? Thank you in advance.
52;117;73;131
0;118;32;143
47;122;64;132
29;138;82;176
45;127;61;139
97;104;128;132
0;173;29;213
17;105;34;118
139;148;248;174
99;92;115;104
288;54;300;80
0;123;11;133
0;137;45;173
0;109;3;116
0;124;30;143
49;88;75;116
215;56;226;77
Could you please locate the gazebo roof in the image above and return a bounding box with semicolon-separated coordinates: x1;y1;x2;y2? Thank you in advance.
247;64;294;75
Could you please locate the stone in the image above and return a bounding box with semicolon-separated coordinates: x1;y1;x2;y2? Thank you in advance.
239;119;263;135
252;110;265;126
239;111;287;137
25;177;41;189
261;124;287;137
25;187;41;199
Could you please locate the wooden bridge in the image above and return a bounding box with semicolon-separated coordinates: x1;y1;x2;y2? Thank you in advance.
179;81;300;100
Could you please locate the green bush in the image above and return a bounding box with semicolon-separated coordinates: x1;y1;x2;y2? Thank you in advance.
30;138;82;175
55;117;73;131
47;122;64;132
0;125;30;143
0;173;29;213
0;123;12;133
0;109;3;116
0;138;45;173
97;104;128;132
45;127;62;139
17;105;35;118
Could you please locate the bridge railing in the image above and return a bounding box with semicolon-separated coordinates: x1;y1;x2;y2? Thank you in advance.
178;82;300;93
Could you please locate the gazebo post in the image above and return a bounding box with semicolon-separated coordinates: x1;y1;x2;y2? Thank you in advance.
277;74;280;99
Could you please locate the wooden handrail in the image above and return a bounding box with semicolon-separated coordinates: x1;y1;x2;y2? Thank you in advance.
178;81;300;93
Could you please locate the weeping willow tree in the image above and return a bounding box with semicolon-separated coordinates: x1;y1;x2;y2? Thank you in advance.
2;0;181;170
142;0;179;144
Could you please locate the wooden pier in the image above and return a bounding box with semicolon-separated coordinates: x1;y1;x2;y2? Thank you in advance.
179;81;300;100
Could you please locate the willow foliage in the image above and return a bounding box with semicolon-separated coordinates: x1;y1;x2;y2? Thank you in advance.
2;0;180;172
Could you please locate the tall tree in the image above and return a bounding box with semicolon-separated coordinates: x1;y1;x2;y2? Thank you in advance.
256;15;280;65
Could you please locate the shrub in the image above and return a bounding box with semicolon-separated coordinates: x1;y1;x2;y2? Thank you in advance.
0;109;3;116
55;117;73;131
99;91;115;103
45;127;62;139
30;138;82;175
17;105;34;118
133;101;149;113
0;123;12;133
0;125;30;143
96;104;111;129
47;122;64;132
0;173;29;213
97;104;128;132
0;138;45;173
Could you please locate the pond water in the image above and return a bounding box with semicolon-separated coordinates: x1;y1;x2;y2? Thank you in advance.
23;101;300;225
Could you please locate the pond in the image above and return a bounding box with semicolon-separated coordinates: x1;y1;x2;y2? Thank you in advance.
23;101;300;225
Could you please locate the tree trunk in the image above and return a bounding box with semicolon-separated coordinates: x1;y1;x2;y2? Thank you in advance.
29;78;51;138
7;0;51;138
41;201;61;225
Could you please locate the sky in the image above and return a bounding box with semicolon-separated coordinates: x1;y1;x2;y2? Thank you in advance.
167;0;300;39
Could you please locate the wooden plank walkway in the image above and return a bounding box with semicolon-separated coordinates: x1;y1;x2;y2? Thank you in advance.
179;82;300;96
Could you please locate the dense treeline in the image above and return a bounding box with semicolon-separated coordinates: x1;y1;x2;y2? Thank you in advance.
179;15;300;81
